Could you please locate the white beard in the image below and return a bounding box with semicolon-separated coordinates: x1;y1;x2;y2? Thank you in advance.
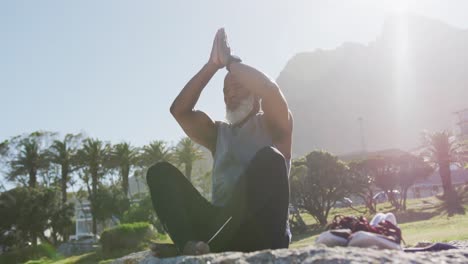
225;95;254;125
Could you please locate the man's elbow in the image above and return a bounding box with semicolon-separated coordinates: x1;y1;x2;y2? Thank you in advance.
170;104;191;120
169;103;182;119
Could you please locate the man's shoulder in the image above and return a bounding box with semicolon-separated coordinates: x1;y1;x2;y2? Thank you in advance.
215;120;230;129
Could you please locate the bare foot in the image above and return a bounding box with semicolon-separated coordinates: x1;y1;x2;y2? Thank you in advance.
149;242;179;258
182;241;211;256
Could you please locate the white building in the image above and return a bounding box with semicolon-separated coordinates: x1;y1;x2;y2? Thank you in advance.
69;198;119;241
71;201;94;240
128;174;148;198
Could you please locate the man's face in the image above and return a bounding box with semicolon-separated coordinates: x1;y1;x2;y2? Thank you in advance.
223;73;251;111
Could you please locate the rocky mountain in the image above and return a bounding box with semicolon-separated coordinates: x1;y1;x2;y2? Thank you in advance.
277;15;468;157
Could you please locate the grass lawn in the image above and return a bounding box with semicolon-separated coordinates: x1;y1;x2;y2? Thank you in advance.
23;235;172;264
24;194;468;263
290;195;468;248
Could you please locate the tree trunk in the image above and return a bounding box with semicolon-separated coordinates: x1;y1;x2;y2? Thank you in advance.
122;165;129;197
61;167;69;204
60;167;70;242
364;196;376;214
185;163;192;183
91;170;98;235
361;189;377;214
32;234;37;247
92;215;97;236
29;167;37;188
318;214;327;226
402;188;408;211
439;161;453;199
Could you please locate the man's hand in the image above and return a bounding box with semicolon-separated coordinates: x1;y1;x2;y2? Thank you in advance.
209;28;231;69
170;29;225;153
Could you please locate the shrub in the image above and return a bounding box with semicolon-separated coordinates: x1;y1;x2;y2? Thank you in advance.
121;194;166;234
0;243;57;264
100;222;156;252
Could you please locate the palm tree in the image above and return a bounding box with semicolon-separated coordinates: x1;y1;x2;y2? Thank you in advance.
0;139;8;158
47;134;82;204
421;131;464;199
0;140;9;177
77;138;111;235
8;135;50;188
174;137;202;182
139;140;173;168
110;142;138;197
135;141;173;193
6;132;52;246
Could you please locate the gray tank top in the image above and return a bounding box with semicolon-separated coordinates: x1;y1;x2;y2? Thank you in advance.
211;113;292;240
212;113;290;206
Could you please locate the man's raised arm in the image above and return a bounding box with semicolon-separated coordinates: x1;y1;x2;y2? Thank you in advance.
170;29;230;153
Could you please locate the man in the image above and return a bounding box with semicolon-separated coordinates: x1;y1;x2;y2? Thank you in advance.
147;28;293;257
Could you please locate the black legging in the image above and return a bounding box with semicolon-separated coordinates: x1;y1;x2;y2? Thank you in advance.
146;146;290;253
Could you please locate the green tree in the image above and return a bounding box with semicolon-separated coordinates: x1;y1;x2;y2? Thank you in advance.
47;192;74;245
174;137;202;182
110;142;138;197
92;184;130;222
0;140;9;188
349;155;433;212
77;138;111;235
0;186;72;247
348;160;377;214
0;140;8;159
366;156;400;208
47;133;82;204
290;151;350;226
396;154;433;210
193;170;211;200
136;140;173;193
121;193;165;234
7;132;52;188
421;131;464;199
288;161;308;233
139;140;173;168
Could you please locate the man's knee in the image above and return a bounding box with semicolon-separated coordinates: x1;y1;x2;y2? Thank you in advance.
254;146;286;168
249;147;288;184
146;161;174;186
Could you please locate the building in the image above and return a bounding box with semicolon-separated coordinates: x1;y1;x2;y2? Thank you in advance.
71;201;94;240
128;174;148;198
69;199;119;241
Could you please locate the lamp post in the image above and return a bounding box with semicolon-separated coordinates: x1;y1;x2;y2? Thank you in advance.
358;117;367;154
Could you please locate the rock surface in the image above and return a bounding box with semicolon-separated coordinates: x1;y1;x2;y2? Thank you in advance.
112;241;468;264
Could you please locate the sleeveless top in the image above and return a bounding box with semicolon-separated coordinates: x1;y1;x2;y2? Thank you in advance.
212;113;292;240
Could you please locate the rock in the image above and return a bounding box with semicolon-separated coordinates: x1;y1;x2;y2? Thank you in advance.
111;243;468;264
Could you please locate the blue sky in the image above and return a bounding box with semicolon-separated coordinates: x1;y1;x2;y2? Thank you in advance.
2;0;468;147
